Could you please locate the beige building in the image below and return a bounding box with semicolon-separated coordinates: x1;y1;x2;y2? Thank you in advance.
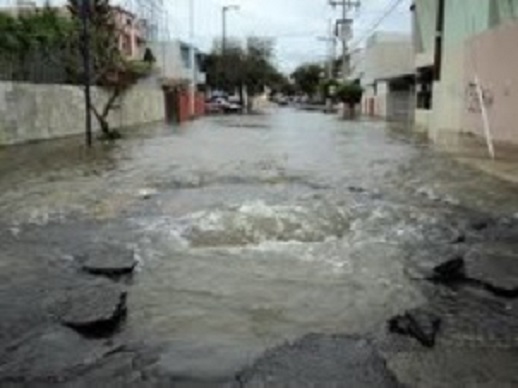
412;0;518;150
353;32;414;123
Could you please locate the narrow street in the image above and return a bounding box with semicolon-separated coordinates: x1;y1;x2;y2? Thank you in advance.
1;108;518;386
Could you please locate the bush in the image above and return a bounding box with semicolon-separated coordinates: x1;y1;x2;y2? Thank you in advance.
336;82;363;105
320;78;339;99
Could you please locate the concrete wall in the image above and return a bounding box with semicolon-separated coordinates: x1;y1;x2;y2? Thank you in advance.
362;82;389;118
443;0;491;48
421;1;518;146
463;20;518;145
428;47;465;142
0;82;165;145
415;109;432;133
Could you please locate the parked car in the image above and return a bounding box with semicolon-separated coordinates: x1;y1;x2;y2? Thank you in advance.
276;96;289;106
206;97;242;114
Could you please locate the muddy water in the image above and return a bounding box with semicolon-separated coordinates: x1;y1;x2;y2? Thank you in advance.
1;109;518;381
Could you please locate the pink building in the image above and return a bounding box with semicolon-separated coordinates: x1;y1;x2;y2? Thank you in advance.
0;3;147;61
111;6;147;61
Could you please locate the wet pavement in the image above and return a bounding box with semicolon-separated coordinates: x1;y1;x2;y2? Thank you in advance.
1;108;518;386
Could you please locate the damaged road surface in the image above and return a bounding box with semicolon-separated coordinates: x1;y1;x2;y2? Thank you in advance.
1;110;518;386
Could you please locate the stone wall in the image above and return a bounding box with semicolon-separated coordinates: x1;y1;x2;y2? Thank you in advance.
0;82;165;145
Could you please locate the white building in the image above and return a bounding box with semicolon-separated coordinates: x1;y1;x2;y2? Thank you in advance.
354;32;415;123
149;40;206;87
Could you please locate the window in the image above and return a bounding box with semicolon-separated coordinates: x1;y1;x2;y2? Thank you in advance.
181;46;191;69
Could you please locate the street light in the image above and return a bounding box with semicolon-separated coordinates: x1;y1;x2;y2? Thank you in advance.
220;5;239;97
317;35;336;79
222;5;240;55
189;0;196;118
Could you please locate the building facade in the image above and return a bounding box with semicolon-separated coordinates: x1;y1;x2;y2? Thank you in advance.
353;32;414;123
112;6;147;61
412;0;518;148
149;40;206;86
149;40;207;123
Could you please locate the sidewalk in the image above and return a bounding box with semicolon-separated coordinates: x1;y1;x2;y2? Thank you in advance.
435;132;518;185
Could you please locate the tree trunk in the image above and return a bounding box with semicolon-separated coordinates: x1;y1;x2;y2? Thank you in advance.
342;102;356;120
90;88;122;140
238;84;245;112
349;103;356;119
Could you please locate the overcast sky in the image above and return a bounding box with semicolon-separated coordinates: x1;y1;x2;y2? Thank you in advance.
5;0;412;73
170;0;412;72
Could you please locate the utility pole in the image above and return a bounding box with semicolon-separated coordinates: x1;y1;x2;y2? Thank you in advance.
329;0;360;81
81;0;92;147
317;20;336;80
221;5;239;95
189;0;196;118
222;6;239;57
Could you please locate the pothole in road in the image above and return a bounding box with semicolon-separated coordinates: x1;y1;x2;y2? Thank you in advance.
145;200;351;248
183;201;351;248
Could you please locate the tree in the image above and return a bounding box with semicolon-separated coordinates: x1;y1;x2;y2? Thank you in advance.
0;5;74;82
204;37;245;94
336;82;363;119
320;78;339;100
204;36;284;111
67;0;153;140
291;63;323;99
243;37;273;97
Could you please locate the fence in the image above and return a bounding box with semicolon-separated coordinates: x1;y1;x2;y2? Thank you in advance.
0;44;78;84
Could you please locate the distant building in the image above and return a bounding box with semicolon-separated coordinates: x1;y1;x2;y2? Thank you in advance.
148;40;207;123
354;31;414;123
111;6;147;60
148;40;206;87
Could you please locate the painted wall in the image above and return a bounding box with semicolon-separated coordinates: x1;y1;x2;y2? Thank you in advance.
490;0;518;26
443;0;491;48
149;41;206;85
429;46;465;140
0;82;165;145
415;109;432;133
362;82;388;118
463;20;518;145
177;91;206;123
432;0;493;139
427;0;518;144
414;0;438;66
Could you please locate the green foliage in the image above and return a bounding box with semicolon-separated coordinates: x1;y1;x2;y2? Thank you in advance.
336;82;363;105
0;0;151;138
0;5;75;83
143;47;156;63
0;6;73;54
66;0;152;136
67;0;121;83
205;36;284;96
320;78;339;99
291;63;323;97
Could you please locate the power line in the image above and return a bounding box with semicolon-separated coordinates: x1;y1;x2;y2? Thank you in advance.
349;0;406;50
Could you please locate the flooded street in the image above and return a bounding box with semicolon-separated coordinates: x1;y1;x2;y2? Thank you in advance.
1;108;518;386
